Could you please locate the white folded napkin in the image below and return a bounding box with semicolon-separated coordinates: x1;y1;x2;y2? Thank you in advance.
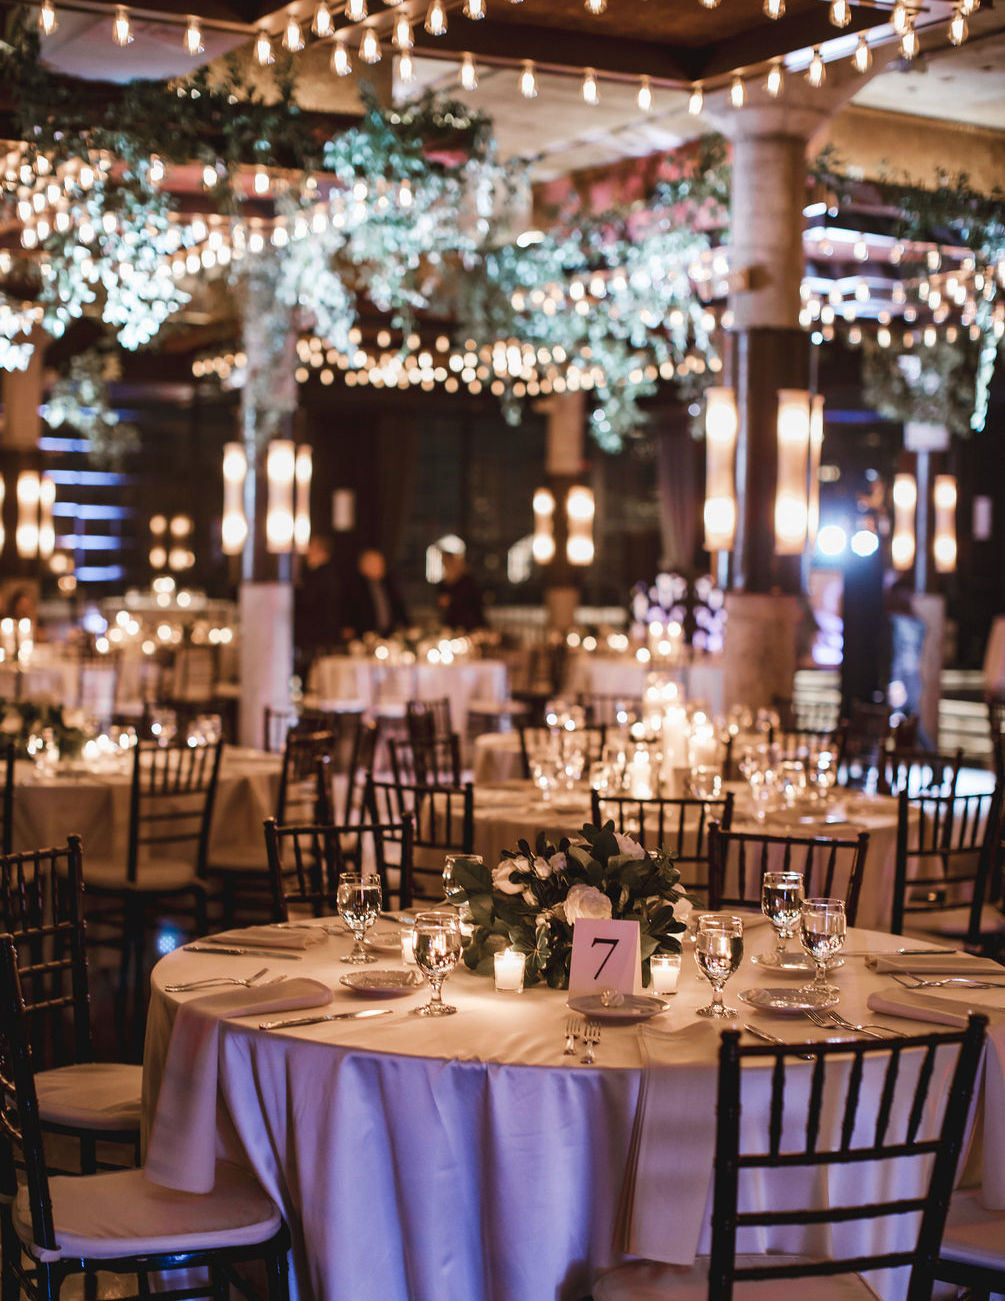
205;925;328;951
145;978;332;1193
867;953;1005;976
867;984;1005;1028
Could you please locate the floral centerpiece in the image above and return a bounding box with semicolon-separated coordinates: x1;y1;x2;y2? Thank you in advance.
450;822;692;989
0;701;91;759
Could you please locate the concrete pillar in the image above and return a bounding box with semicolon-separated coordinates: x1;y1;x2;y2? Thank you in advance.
541;391;586;632
912;593;944;748
722;591;802;714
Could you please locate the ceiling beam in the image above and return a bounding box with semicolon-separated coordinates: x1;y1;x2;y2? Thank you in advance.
694;5;883;78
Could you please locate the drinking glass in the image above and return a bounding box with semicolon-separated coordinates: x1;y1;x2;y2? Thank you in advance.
530;758;558;803
778;760;807;809
337;872;382;964
442;853;482;904
412;910;462;1016
694;913;744;1019
690;765;722;800
799;897;846;994
747;766;777;821
809;749;837;803
761;870;804;963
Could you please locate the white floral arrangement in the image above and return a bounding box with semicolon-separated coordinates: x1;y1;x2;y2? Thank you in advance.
451;822;691;989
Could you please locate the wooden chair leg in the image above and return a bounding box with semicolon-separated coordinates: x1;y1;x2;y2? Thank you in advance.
266;1247;290;1301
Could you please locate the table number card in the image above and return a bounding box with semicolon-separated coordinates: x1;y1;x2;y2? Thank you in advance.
568;919;642;997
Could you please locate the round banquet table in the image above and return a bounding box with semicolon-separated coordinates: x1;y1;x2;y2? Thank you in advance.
308;655;508;732
469;782;906;932
10;746;281;864
143;923;1005;1301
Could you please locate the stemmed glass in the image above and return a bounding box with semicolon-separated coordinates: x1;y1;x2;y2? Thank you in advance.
337;871;382;964
412;910;462;1017
442;854;482;910
759;870;804;966
694;913;744;1019
798;897;846;996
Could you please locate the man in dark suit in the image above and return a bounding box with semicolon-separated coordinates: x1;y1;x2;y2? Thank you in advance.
340;548;409;639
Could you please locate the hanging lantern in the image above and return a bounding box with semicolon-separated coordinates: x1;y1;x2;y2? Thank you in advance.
933;475;957;573
221;442;248;556
774;390;811;555
703;387;738;552
266;440;296;553
566;485;595;565
891;473;917;571
532;487;555;563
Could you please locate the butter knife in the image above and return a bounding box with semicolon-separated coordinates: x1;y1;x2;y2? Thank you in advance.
259;1008;394;1030
184;944;303;961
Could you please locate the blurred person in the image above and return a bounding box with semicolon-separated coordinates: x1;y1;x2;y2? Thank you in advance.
341;548;409;639
293;534;340;678
437;548;485;631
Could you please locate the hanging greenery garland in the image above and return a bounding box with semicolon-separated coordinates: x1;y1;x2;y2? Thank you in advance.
42;348;140;465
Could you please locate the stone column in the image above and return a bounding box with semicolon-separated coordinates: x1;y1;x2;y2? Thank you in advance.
235;260;299;748
541;391;586;632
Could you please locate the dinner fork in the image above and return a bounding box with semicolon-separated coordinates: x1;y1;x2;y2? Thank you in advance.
165;967;272;992
805;1009;897;1039
563;1016;581;1055
580;1021;601;1065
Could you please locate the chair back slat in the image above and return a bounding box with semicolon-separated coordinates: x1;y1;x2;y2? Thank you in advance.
1;742;13;857
363;776;473;906
805;1055;825;1156
389;735;462;788
840;1053;865;1151
277;729;336;823
873;1047;901;1148
127;739;222;883
406;698;453;746
590;792;733;890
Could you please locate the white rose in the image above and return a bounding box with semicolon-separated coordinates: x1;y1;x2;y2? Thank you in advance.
674;897;694;929
492;859;528;895
1;710;22;735
548;851;567;875
522;887;537;905
614;832;646;860
532;855;553;879
564;883;613;925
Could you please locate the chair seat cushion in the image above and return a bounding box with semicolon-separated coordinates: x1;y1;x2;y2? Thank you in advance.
940;1188;1005;1271
594;1256;880;1301
15;1161;282;1260
84;858;203;893
36;1063;142;1132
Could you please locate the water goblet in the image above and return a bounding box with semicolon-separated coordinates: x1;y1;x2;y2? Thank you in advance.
809;749;837;803
412;910;462;1016
747;766;777;821
799;897;846;995
530;759;557;803
150;709;177;747
778;760;807;809
337;871;382;964
694;913;744;1019
442;853;482;905
760;870;804;964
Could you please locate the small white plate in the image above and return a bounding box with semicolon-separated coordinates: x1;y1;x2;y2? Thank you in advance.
567;993;669;1023
339;970;424;998
752;951;845;974
738;986;839;1013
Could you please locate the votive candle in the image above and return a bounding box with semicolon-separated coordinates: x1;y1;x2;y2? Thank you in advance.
649;952;681;994
493;948;526;993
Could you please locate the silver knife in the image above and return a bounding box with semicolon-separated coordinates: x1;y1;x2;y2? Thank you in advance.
259;1008;394;1029
184;944;303;961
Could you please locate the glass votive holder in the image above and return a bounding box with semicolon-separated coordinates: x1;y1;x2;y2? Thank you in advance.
649;952;682;995
400;927;417;965
493;948;526;993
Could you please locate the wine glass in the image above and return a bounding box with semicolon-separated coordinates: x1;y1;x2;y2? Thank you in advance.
760;870;804;965
442;853;482;904
337;872;382;964
694;913;744;1019
412;910;462;1017
798;897;846;995
809;749;837;804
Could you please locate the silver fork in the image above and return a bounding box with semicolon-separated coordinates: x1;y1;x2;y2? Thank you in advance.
806;1009;897;1039
165;966;271;993
580;1021;601;1065
563;1016;581;1055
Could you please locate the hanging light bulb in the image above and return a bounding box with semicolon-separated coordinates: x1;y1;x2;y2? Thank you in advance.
688;82;704;115
283;13;304;51
38;0;57;36
520;59;537;98
852;32;872;71
202;163;218;188
112;7;133;45
398;48;414;80
829;0;851;24
948;7;968;43
184;15;204;54
313;2;333;35
891;2;909;34
585;0;606;11
331;37;350;73
463;0;486;17
901;18;918;56
359;26;381;60
765;57;783;97
582;67;599;105
460;51;478;89
425;0;447;34
148;155;165;184
255;30;275;64
699;0;721;9
637;75;653;112
393;12;412;46
730;74;745;108
345;0;366;21
763;0;784;18
959;0;978;15
253;167;269;195
806;46;826;86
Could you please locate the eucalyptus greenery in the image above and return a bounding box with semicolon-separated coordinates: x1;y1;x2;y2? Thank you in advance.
43;348;140;465
860;334;979;437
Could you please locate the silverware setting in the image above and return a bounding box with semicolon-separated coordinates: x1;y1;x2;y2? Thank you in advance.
259;1008;394;1030
563;1016;581;1056
165;967;286;993
580;1021;601;1065
806;1009;898;1038
891;973;1005;991
743;1023;814;1060
184;943;303;960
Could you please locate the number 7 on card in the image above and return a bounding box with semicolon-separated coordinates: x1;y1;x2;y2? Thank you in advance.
567;919;642;997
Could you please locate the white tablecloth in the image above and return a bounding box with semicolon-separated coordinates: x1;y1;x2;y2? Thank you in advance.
10;747;281;864
143;926;1005;1301
564;654;725;715
310;657;508;733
